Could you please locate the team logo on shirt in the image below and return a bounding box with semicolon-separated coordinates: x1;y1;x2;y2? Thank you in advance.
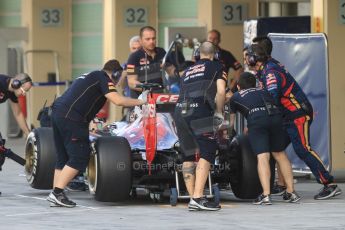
108;82;116;90
127;64;135;73
266;73;277;85
185;64;205;77
139;58;149;65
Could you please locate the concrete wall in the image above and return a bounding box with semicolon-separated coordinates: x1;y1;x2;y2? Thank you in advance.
313;0;345;178
104;0;158;121
197;0;258;78
22;0;72;128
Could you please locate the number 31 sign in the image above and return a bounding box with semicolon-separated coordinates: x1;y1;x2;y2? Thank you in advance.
222;2;248;25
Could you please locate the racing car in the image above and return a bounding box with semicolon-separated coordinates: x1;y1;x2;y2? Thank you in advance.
24;83;263;205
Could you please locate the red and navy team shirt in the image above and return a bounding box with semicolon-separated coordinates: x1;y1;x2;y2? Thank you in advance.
52;70;116;123
256;59;312;119
126;47;166;85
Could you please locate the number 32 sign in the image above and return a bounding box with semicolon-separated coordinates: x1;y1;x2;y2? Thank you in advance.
222;2;248;25
124;7;148;27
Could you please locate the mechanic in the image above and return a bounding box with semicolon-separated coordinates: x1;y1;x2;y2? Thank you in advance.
249;42;342;200
47;59;148;208
116;35;142;122
0;73;32;137
126;26;174;98
117;35;141;97
251;36;285;195
207;29;243;93
174;41;226;211
229;72;300;204
0;73;32;196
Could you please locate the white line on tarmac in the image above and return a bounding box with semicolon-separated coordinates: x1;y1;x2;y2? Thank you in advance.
6;208;94;217
15;194;99;210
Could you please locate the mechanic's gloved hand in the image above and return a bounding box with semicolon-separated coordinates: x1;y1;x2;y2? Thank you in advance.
140;90;150;104
213;112;224;132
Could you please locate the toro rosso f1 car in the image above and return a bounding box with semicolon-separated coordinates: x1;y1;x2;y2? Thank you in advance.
25;84;262;205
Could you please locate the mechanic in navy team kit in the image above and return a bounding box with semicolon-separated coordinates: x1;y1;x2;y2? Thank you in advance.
249;42;342;200
126;26;173;98
229;72;300;205
174;41;226;211
0;73;32;195
47;60;148;208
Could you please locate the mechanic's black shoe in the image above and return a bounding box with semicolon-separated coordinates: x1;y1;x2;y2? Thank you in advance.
188;197;221;211
47;191;76;208
271;183;286;196
314;184;342;200
283;191;301;203
66;182;88;192
253;194;272;205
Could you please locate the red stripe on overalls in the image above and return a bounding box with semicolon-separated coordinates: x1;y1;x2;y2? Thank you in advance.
281;82;300;112
294;116;328;184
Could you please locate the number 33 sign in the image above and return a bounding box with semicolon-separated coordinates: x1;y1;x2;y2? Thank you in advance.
41;8;63;27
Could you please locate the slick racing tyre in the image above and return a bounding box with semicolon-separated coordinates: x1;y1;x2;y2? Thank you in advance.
88;136;132;202
228;135;262;199
25;128;56;189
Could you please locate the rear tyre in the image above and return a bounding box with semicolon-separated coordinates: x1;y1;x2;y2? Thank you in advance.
229;135;262;199
88;136;132;202
25;128;56;189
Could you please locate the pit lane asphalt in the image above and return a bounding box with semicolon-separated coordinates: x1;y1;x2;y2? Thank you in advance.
1;137;344;230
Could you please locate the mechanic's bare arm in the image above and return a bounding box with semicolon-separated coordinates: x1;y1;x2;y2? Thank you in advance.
105;91;145;107
225;90;233;103
164;64;176;77
233;67;244;83
9;101;30;137
127;74;143;92
229;113;236;131
116;71;128;89
228;67;243;91
215;79;226;114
